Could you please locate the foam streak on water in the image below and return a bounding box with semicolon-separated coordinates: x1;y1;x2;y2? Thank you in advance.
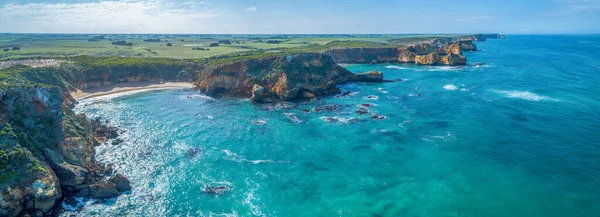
71;35;600;217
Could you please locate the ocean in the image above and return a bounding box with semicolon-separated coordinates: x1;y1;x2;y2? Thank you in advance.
71;35;600;217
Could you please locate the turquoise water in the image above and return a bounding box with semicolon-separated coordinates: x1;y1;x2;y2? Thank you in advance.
71;35;600;217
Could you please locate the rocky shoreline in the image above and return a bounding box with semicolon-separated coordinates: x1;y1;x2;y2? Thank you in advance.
0;33;504;217
0;88;132;217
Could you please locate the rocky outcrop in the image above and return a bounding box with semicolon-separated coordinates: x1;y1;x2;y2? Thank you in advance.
351;71;383;82
469;34;505;42
430;38;454;46
440;53;467;65
397;42;468;66
198;53;385;102
457;40;477;51
0;87;131;216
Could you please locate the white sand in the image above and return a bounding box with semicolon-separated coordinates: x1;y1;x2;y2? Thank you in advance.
71;82;195;100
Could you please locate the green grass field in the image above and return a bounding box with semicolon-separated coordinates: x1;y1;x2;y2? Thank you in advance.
0;34;469;60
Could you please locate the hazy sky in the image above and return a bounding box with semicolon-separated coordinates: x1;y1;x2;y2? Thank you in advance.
0;0;599;34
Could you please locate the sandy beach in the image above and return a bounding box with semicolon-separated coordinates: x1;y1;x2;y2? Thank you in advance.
71;82;196;100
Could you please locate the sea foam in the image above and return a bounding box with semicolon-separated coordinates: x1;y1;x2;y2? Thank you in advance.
492;90;559;102
385;65;410;70
443;84;458;91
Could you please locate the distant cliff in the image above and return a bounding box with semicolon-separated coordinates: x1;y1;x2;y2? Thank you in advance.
324;40;478;66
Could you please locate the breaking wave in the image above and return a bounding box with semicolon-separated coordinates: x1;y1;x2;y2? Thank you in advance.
491;90;560;102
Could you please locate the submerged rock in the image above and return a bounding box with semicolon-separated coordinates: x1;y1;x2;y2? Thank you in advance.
202;185;230;195
371;113;387;120
356;108;369;115
324;104;341;112
359;103;376;108
187;148;202;158
111;138;124;146
284;113;303;123
253;120;267;125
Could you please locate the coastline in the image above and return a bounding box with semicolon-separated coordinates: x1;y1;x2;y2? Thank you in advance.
71;82;196;100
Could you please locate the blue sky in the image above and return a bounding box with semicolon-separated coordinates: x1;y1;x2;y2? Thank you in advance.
0;0;598;34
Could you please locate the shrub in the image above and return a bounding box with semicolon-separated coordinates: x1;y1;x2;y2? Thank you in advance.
209;43;219;47
167;43;173;47
111;41;133;46
218;40;231;44
144;38;161;42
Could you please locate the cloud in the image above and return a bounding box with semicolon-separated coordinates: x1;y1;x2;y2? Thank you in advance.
457;15;495;22
0;0;220;33
246;6;257;12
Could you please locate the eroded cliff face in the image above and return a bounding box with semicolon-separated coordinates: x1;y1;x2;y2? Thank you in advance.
325;41;474;66
469;34;505;41
0;87;129;216
197;53;383;102
76;64;195;90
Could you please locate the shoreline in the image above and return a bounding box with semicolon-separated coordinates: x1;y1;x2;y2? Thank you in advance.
71;82;196;100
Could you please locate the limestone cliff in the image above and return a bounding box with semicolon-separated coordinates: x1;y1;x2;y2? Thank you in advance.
197;53;383;102
469;34;505;42
325;41;472;66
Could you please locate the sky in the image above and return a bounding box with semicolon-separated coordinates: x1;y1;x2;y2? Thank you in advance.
0;0;599;34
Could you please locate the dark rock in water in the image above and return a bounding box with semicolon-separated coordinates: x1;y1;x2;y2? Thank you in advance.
359;103;376;108
366;95;379;100
253;120;267;125
301;108;310;114
324;104;341;112
356;108;369;115
202;185;230;195
371;113;387;120
250;84;265;102
89;181;120;199
416;94;422;97
353;71;384;82
75;187;90;197
187;148;202;158
111;174;132;192
111;138;124;146
284;113;303;123
335;91;356;98
92;116;120;146
313;107;323;113
347;117;362;123
320;117;339;123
